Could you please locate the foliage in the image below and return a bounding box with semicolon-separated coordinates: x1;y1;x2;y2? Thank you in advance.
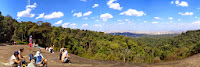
1;12;200;63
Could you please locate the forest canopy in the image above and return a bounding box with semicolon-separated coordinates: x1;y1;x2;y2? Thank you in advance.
1;12;200;63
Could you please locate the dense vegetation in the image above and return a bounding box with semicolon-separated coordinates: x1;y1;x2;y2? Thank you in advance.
1;12;200;63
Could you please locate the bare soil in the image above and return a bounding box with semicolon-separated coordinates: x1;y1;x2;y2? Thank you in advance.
0;43;200;67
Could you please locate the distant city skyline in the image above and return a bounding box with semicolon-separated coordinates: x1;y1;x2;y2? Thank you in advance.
0;0;200;32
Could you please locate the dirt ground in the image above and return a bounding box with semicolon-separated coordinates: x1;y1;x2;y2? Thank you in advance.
1;43;200;67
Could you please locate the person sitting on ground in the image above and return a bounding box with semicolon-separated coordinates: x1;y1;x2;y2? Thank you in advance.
59;47;65;60
61;49;71;63
49;45;54;53
27;59;35;67
45;47;48;51
18;48;26;65
34;51;47;67
10;51;21;67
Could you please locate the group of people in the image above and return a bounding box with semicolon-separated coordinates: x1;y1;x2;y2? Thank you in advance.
10;48;47;67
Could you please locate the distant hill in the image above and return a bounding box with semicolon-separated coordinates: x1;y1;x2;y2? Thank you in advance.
108;32;180;38
108;32;147;37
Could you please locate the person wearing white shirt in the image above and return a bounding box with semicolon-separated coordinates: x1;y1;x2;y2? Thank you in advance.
61;49;71;63
10;51;21;67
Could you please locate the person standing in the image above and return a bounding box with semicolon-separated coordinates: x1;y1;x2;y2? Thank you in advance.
29;35;32;51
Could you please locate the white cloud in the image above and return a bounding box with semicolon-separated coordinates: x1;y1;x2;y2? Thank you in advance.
54;20;63;25
107;0;123;10
118;22;125;24
17;2;37;19
168;17;173;20
178;19;181;21
44;11;64;19
125;19;130;22
93;24;102;27
171;1;174;4
27;0;30;5
73;12;82;17
95;20;99;22
177;1;188;7
71;9;76;13
197;8;200;10
172;0;188;7
119;9;145;16
117;20;122;22
80;0;86;2
92;4;99;8
70;23;76;26
83;11;92;16
152;22;158;24
144;21;147;23
175;0;179;4
100;13;113;21
82;24;88;27
192;21;200;24
26;2;37;9
62;23;70;28
178;12;193;16
83;17;88;20
36;13;44;19
154;17;160;19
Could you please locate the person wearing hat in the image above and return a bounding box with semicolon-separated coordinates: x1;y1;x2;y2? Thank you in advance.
10;51;21;67
61;49;71;63
34;51;47;67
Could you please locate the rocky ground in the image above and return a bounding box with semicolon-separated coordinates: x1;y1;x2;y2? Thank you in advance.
0;43;200;67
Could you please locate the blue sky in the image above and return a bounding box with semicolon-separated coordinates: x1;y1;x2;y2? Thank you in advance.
0;0;200;32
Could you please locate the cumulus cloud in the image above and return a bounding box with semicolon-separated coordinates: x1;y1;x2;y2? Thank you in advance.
178;12;193;16
107;0;123;10
100;13;113;21
93;24;102;27
26;2;37;9
35;13;44;19
83;17;88;20
171;0;188;7
73;12;82;17
154;17;160;19
54;20;63;25
192;21;200;24
117;20;122;22
168;17;173;20
119;9;145;16
62;23;70;28
178;19;181;21
92;4;99;8
71;9;76;13
171;1;174;4
70;23;76;26
44;12;64;19
152;22;158;24
83;11;92;16
82;24;88;27
80;0;86;2
17;2;37;19
95;20;99;22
